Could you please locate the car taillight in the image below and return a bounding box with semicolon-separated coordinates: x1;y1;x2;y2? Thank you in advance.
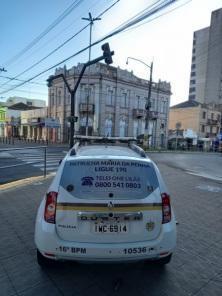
161;193;171;224
44;191;57;224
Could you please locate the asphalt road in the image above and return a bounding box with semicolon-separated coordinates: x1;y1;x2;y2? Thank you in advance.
0;152;221;296
0;146;68;184
149;152;222;183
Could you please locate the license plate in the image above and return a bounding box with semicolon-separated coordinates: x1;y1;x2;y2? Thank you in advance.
93;223;128;234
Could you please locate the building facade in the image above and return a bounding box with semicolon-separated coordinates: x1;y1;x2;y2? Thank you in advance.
0;97;46;138
47;63;171;147
169;100;221;140
6;97;46;108
21;107;60;141
188;8;222;106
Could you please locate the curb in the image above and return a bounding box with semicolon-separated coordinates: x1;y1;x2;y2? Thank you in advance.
0;173;55;192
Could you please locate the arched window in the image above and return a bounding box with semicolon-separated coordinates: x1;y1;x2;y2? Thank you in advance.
119;117;128;137
58;90;61;105
80;116;93;127
133;120;138;137
105;118;113;136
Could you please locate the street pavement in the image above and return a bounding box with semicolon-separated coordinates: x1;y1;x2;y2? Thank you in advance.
0;145;68;184
0;153;221;296
149;151;222;182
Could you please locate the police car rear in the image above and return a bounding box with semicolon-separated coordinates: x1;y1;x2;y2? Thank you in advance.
35;137;176;265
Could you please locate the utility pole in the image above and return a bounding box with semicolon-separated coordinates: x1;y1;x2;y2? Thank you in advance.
82;13;101;136
145;61;153;149
126;57;153;149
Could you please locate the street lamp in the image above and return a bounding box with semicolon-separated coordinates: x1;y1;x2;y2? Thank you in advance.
126;57;153;148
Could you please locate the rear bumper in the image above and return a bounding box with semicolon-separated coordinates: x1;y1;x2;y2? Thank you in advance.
35;218;176;262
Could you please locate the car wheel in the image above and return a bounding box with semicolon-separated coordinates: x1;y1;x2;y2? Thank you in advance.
156;254;172;265
37;249;55;267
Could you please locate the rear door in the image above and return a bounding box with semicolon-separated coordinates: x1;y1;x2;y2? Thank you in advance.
55;157;162;243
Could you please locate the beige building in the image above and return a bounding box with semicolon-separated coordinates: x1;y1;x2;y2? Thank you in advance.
48;62;171;147
0;97;46;138
169;100;221;139
21;108;48;140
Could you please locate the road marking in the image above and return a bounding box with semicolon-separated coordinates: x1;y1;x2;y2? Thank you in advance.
0;162;37;169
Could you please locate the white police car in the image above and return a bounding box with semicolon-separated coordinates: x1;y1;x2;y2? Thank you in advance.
35;136;176;266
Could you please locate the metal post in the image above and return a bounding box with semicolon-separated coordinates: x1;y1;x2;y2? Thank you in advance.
126;57;153;149
145;61;153;149
82;13;101;136
70;91;75;148
44;147;47;178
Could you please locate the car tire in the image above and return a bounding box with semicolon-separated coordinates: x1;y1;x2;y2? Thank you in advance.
156;254;172;265
37;249;55;267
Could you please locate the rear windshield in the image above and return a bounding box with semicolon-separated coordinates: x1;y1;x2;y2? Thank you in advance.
60;159;159;199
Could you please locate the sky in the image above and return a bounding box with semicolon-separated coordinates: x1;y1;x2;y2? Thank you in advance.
0;0;222;106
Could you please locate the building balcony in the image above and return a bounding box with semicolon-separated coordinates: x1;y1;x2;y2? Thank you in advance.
132;109;159;119
79;103;95;114
207;119;219;125
132;109;146;118
149;111;158;119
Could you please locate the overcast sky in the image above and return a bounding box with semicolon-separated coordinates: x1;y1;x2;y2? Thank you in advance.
0;0;222;106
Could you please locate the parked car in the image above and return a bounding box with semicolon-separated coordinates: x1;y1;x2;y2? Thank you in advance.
35;136;176;266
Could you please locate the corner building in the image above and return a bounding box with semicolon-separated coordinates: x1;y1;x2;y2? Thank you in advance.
47;63;171;147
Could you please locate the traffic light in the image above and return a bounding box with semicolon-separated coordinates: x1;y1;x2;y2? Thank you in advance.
101;43;114;65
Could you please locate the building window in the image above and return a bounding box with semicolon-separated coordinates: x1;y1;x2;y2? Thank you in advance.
211;113;214;119
80;116;93;127
189;94;195;100
193;39;196;46
106;89;114;105
50;93;54;106
192;56;196;62
192;48;196;54
191;64;196;70
202;111;206;119
58;90;61;105
163;100;168;114
104;116;113;136
201;125;205;132
190;80;196;85
160;100;164;113
189;87;196;93
134;95;140;109
119;117;128;136
120;92;128;108
66;94;71;104
191;72;196;77
81;87;93;104
217;114;220;122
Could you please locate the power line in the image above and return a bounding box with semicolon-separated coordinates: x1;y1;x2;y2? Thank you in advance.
8;0;104;70
2;0;85;67
0;75;45;86
123;0;191;33
0;0;120;88
0;0;182;95
0;87;47;96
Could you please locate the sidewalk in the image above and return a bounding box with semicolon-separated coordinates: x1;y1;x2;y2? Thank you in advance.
0;162;221;296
